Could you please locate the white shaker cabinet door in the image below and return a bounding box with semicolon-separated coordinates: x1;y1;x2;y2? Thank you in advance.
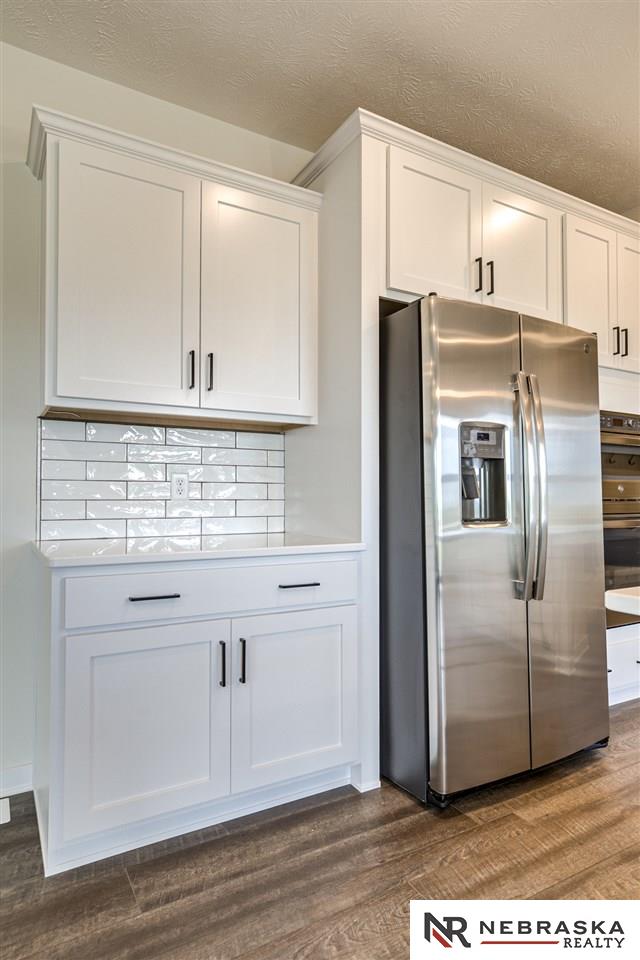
481;185;562;322
387;147;483;301
201;182;317;418
230;606;358;792
55;140;201;406
617;234;640;374
62;620;231;841
564;214;618;366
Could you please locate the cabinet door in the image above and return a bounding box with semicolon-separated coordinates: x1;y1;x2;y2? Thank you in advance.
62;620;230;841
481;185;562;321
201;182;317;418
617;233;640;374
564;214;618;366
388;147;482;300
56;141;201;406
231;606;357;792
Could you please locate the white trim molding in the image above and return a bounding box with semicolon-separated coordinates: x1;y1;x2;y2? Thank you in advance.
1;763;33;797
293;108;639;239
27;106;322;211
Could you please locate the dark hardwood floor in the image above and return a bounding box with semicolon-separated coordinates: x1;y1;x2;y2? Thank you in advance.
2;699;639;959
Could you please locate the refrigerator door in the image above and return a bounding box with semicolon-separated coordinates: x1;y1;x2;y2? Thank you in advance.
521;315;609;768
421;297;531;797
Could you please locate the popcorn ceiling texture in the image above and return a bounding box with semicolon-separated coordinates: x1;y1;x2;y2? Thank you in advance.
2;0;638;215
38;420;286;554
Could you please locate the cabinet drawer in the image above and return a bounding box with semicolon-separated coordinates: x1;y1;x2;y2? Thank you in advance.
64;560;358;629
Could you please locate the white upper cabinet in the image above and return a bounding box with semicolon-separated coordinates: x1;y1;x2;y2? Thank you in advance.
564;215;618;367
481;185;562;322
29;108;320;424
56;141;201;407
387;147;562;321
388;148;482;301
617;235;640;374
201;183;317;418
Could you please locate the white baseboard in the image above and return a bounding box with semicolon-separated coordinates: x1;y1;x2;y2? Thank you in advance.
0;763;32;797
353;778;381;794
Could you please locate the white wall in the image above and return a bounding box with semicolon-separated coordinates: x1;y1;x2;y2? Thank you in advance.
0;42;312;794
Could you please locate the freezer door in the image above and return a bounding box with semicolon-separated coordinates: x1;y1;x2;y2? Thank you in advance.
421;297;531;797
521;315;609;768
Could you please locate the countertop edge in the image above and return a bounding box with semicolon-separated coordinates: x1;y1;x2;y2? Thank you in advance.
31;539;367;568
605;587;640;617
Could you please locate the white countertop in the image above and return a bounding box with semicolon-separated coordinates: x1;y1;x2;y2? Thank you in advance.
32;537;366;568
605;586;640;617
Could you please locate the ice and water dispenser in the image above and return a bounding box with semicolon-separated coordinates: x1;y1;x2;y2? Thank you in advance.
459;423;507;523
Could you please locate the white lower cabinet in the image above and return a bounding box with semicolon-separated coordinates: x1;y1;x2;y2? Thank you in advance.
63;619;232;841
607;625;640;706
231;606;358;792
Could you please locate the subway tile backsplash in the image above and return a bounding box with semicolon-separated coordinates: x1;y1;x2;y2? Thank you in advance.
38;420;286;551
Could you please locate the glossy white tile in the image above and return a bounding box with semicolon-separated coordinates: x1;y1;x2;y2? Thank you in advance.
86;501;165;519
127;518;201;538
41;480;127;500
42;440;126;461
87;462;166;481
202;482;267;500
268;516;285;533
87;423;165;444
268;484;285;499
41;460;86;480
165;464;236;483
202;534;269;550
127;444;202;463
37;539;127;559
126;482;171;499
236;500;284;517
41;501;86;520
126;536;202;555
236;466;285;483
166;427;235;447
41;420;85;440
268;451;285;467
202;517;268;535
166;501;235;518
236;432;284;450
203;448;267;466
41;519;126;540
267;533;285;547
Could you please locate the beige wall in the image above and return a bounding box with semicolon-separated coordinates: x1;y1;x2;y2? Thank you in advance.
0;42;312;792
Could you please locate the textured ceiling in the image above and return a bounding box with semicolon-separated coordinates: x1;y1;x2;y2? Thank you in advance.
1;0;639;214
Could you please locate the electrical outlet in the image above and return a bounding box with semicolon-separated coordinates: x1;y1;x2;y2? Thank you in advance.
171;473;189;500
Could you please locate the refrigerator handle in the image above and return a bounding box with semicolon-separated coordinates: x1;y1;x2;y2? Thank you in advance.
514;372;538;602
529;374;548;600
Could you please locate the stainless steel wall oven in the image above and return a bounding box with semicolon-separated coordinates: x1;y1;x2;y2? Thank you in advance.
600;412;640;628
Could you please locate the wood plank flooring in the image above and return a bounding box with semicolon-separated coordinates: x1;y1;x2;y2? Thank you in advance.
2;699;638;960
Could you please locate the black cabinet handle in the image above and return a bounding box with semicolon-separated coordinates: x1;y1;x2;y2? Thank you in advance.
128;593;181;602
239;638;247;684
474;257;483;293
278;582;321;590
207;352;214;391
486;260;495;295
219;640;227;687
621;328;629;358
608;668;612;673
188;349;196;389
613;326;620;355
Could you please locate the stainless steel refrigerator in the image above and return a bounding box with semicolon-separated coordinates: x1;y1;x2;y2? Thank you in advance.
380;295;609;806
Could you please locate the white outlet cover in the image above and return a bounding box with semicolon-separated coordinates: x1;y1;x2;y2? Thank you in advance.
171;473;189;500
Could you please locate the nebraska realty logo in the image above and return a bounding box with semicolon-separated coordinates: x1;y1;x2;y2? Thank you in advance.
410;902;638;958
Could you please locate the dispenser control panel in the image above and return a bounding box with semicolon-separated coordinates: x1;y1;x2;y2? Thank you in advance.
460;425;504;460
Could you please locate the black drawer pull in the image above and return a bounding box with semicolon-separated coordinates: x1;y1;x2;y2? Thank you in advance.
621;328;629;358
613;326;620;355
607;668;612;673
278;582;321;590
474;256;483;293
128;593;181;602
219;640;227;687
239;638;247;684
486;259;495;295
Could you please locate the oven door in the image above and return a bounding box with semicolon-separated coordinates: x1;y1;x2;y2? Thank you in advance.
603;519;640;627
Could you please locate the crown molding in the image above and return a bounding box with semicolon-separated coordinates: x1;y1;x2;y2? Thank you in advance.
27;106;323;211
294;108;639;238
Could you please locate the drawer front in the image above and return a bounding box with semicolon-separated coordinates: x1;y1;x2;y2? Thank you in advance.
607;632;640;692
64;559;358;629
